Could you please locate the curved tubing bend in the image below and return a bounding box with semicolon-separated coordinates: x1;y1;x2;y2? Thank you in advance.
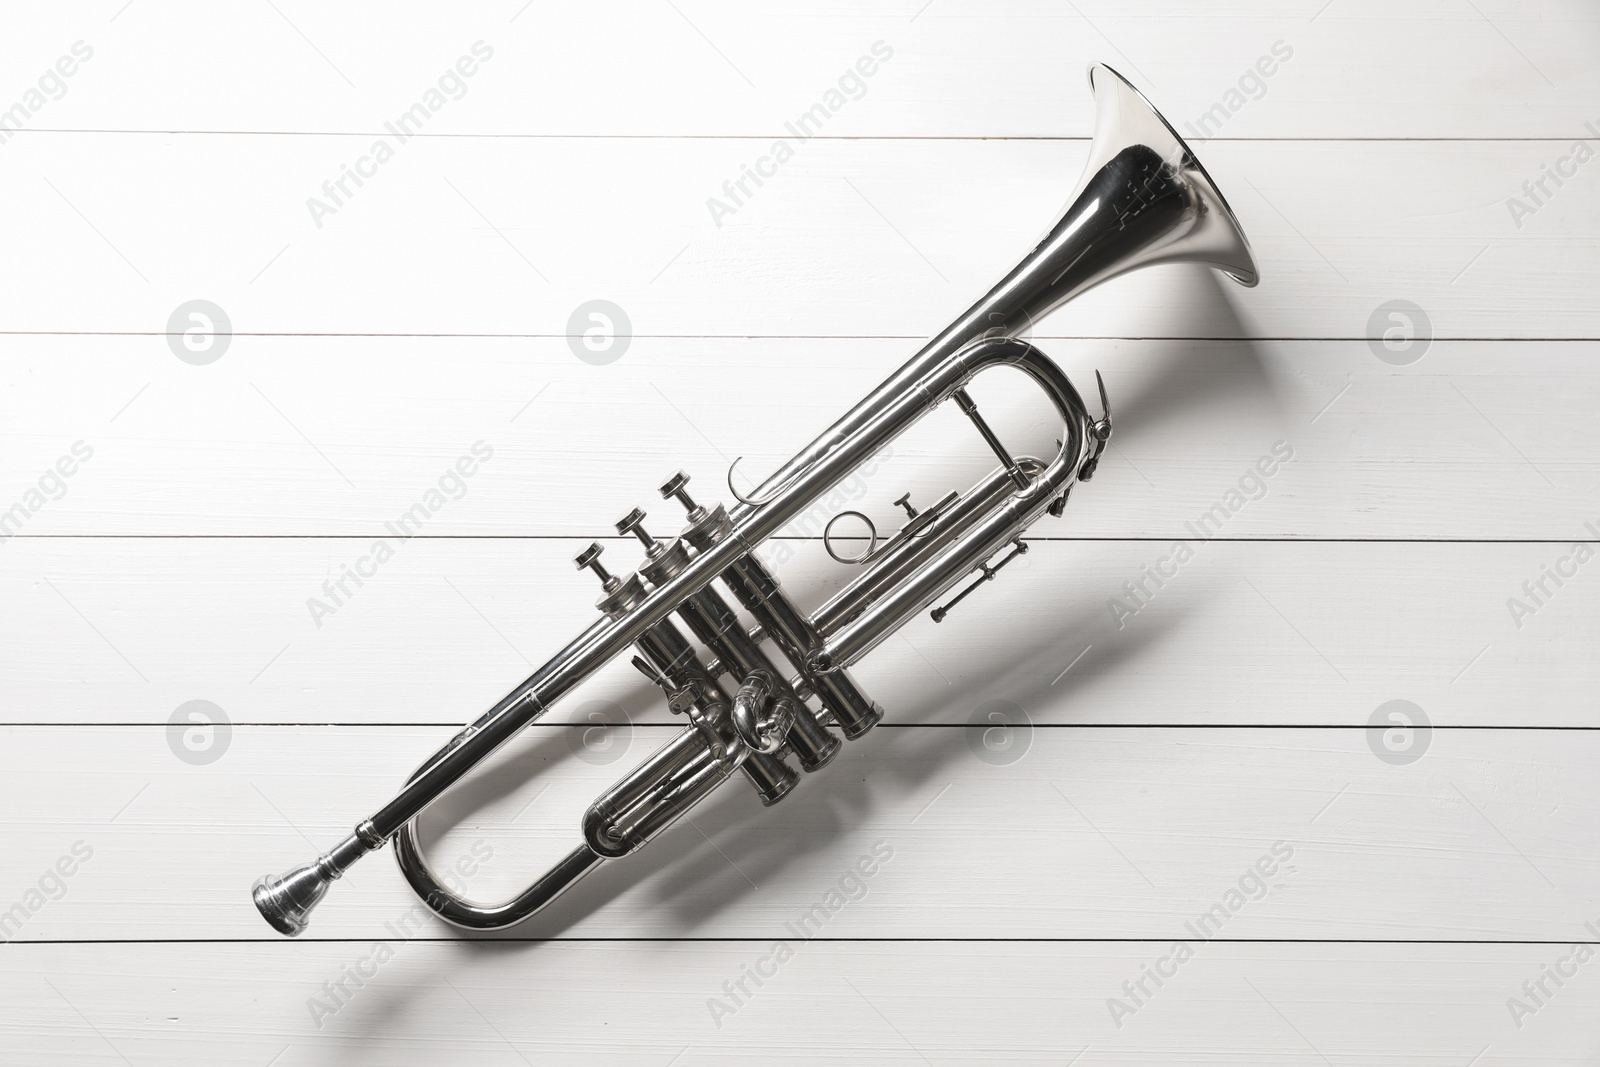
394;825;601;931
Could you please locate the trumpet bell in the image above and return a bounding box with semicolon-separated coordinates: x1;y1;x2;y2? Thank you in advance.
972;62;1258;344
1077;63;1257;288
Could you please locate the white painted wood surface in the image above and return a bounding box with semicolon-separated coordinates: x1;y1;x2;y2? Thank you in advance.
7;538;1598;727
4;2;1597;1064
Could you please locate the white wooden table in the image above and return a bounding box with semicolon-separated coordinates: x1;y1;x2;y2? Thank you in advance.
3;2;1597;1063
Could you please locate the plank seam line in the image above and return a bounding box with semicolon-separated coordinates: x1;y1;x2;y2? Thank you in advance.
7;537;1594;545
8;723;1596;730
3;333;1597;342
4;937;1593;946
4;131;1594;143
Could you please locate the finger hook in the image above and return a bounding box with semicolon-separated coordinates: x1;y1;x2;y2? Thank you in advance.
725;456;787;507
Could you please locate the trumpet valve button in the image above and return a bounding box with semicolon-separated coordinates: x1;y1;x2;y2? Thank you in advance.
574;542;618;590
660;470;704;519
660;470;691;500
616;508;659;552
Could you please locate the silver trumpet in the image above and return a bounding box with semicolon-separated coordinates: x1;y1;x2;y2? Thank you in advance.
253;64;1257;936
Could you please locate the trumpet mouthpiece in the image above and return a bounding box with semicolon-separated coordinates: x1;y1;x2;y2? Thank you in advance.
252;864;331;937
251;830;374;937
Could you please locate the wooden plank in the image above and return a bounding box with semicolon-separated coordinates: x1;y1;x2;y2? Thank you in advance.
0;725;1593;941
10;941;1593;1065
2;338;1594;538
0;138;1594;337
5;537;1596;727
4;3;1596;1062
6;1;1597;138
4;942;1592;1064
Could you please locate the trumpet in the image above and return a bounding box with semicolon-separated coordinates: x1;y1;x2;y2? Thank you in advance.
252;64;1257;935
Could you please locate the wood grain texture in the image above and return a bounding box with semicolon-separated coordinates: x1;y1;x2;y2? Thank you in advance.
0;726;1592;942
5;1;1597;137
3;538;1595;726
4;1;1597;1063
1;339;1594;537
0;138;1596;337
7;943;1594;1066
